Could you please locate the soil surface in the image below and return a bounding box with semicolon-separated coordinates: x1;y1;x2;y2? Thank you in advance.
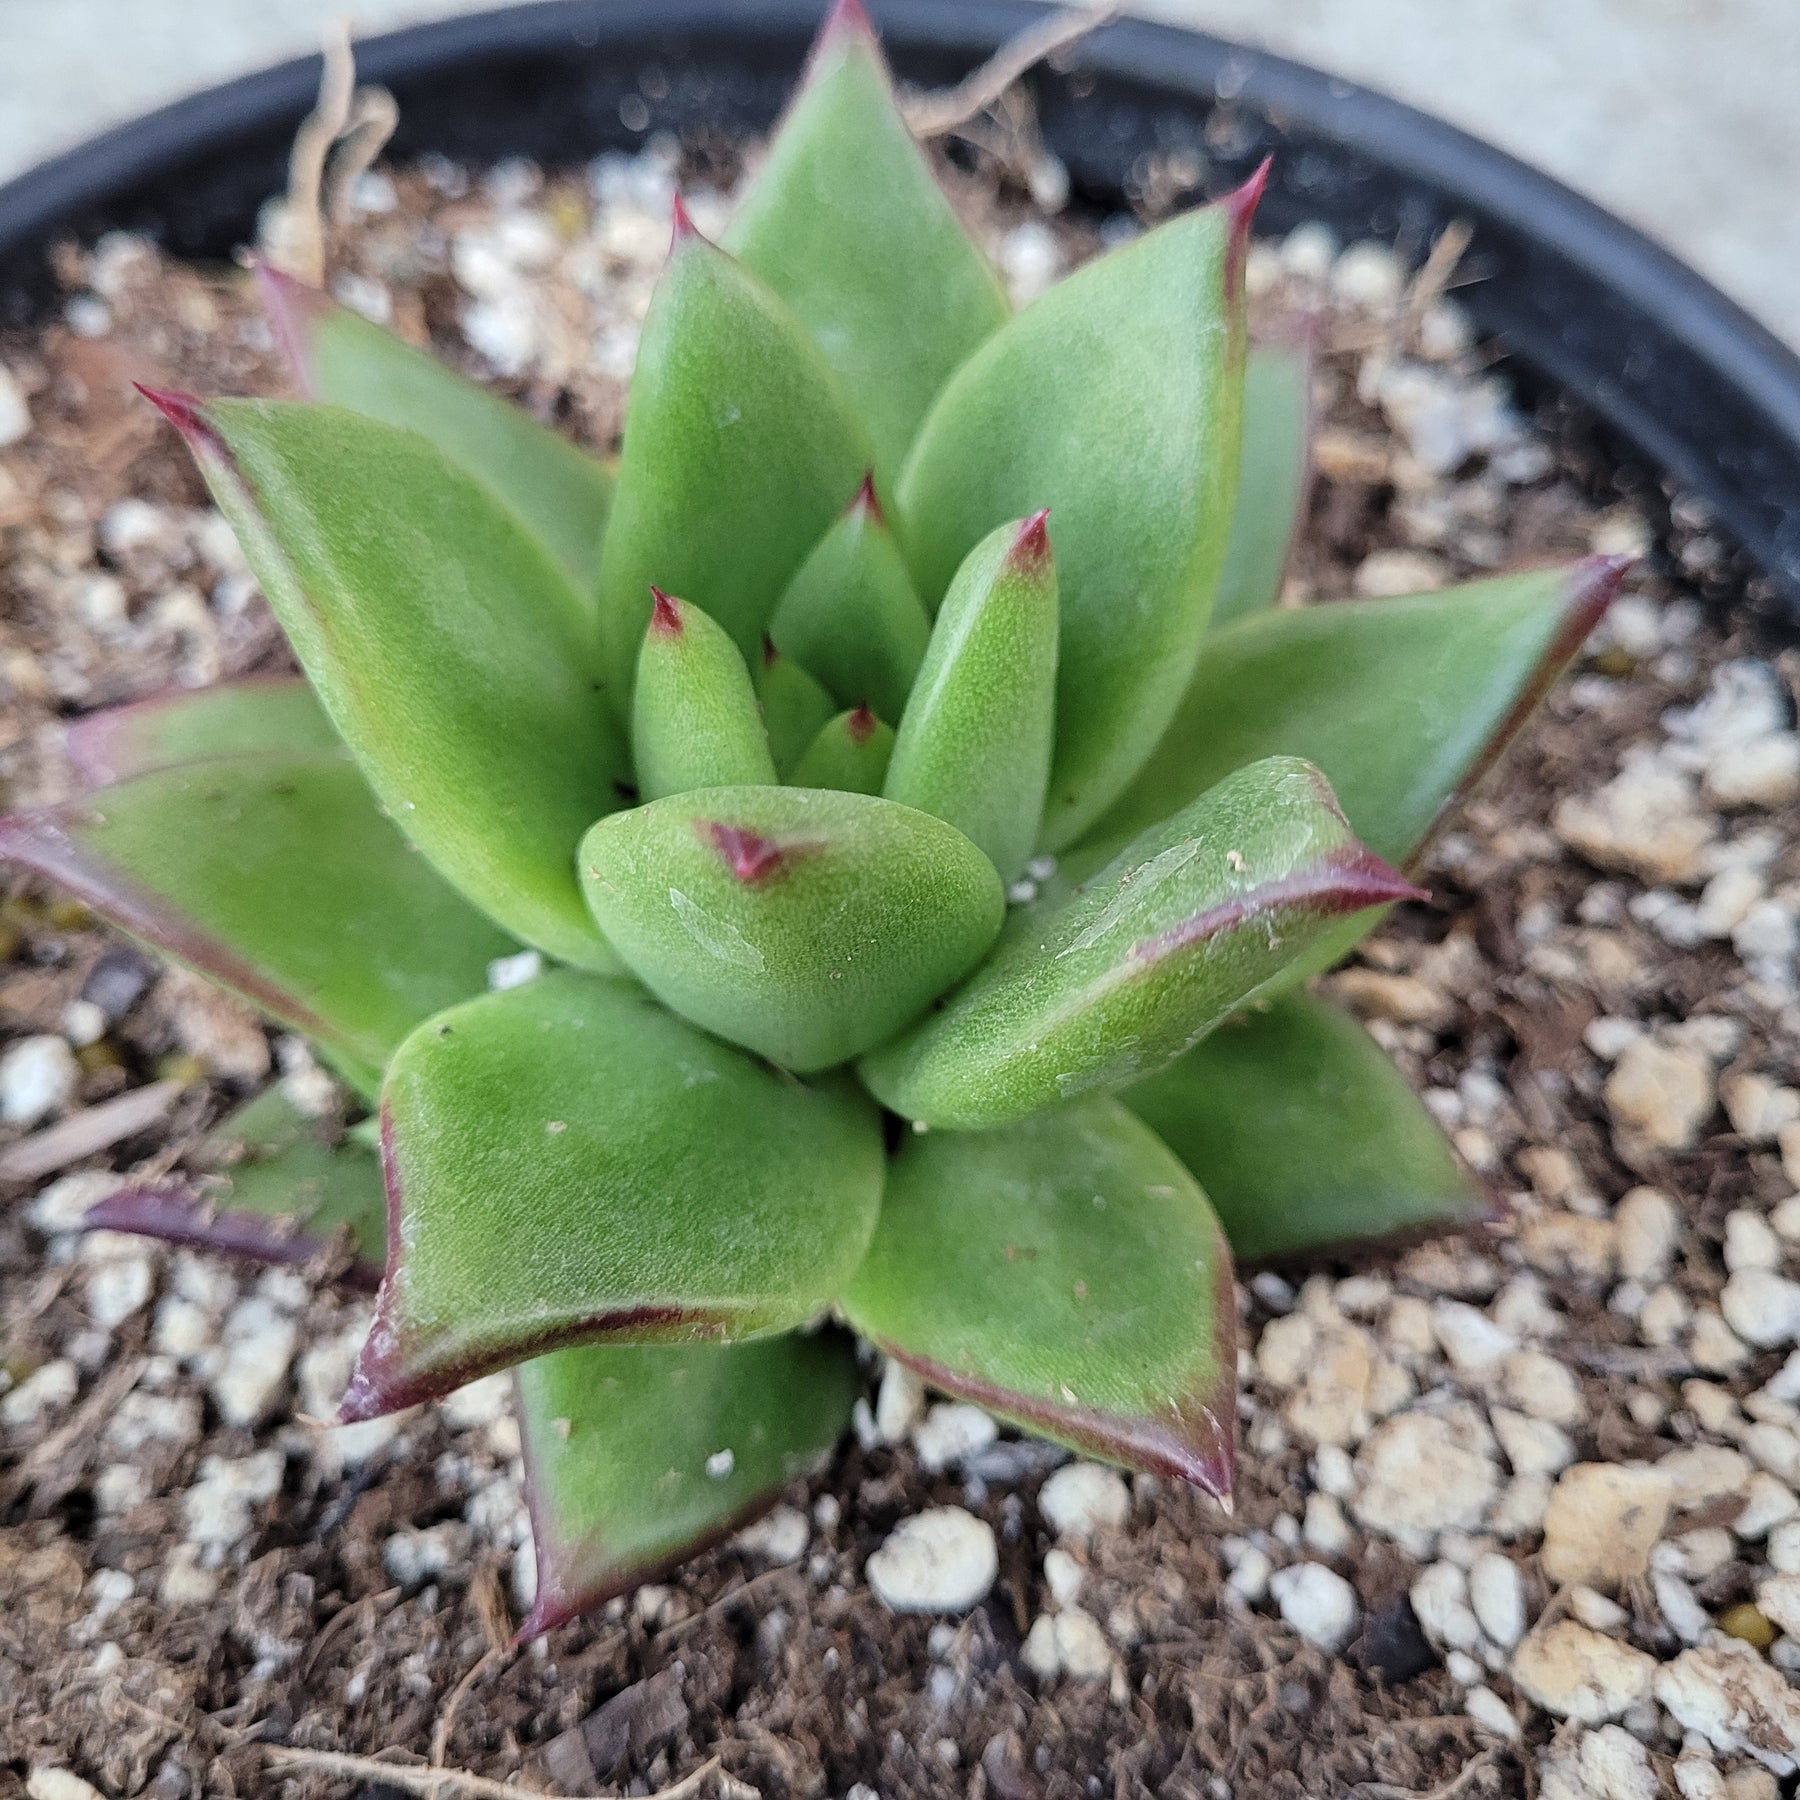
3;126;1800;1800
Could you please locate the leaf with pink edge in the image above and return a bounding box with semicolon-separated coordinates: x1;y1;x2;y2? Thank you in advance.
516;1332;857;1638
63;675;339;789
0;748;517;1095
1126;992;1489;1264
145;390;627;970
842;1095;1236;1495
259;266;615;592
1078;559;1627;876
858;756;1422;1129
340;972;883;1420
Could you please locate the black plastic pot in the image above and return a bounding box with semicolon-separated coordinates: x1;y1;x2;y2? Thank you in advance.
2;0;1798;626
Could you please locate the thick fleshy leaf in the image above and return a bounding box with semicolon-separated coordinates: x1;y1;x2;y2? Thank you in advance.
884;513;1057;882
146;392;627;969
633;589;777;800
580;786;1004;1072
86;1084;385;1289
517;1332;857;1637
859;757;1421;1128
843;1096;1235;1493
768;478;932;724
595;214;874;699
260;266;614;592
791;707;894;795
1081;558;1627;874
723;1;1008;489
341;973;884;1419
1210;330;1315;631
1126;992;1488;1263
64;675;339;788
897;177;1257;850
0;748;516;1094
757;641;838;779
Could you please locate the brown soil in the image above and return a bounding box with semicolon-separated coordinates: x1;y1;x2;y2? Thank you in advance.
2;133;1796;1800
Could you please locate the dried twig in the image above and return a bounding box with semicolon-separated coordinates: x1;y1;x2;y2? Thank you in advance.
902;4;1117;139
0;1078;185;1184
267;20;398;284
262;1744;744;1800
1352;1748;1497;1800
431;1646;505;1772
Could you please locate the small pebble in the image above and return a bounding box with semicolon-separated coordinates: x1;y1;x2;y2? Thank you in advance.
875;1359;924;1443
26;1773;106;1800
912;1402;997;1472
1268;1561;1360;1653
1037;1462;1129;1543
1510;1620;1656;1724
1468;1552;1526;1649
866;1508;997;1613
0;1035;79;1128
731;1504;809;1566
1721;1267;1800;1348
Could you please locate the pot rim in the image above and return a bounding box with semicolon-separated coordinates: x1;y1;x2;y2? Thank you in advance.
1;0;1797;622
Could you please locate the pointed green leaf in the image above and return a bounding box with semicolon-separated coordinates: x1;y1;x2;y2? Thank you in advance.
756;641;838;779
87;1084;385;1288
0;748;517;1094
145;391;628;970
791;707;894;794
341;973;884;1419
1080;558;1626;873
517;1332;857;1637
1126;992;1488;1264
897;179;1257;851
260;266;615;593
884;513;1057;882
768;477;932;724
1210;330;1315;631
844;1096;1235;1493
859;756;1421;1129
595;216;874;699
633;589;778;800
64;675;339;787
723;1;1008;489
581;786;1004;1072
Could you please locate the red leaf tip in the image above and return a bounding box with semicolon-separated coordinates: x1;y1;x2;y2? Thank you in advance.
702;822;791;885
815;0;877;52
847;470;885;527
1567;553;1631;634
847;705;879;746
134;385;224;456
1221;156;1272;296
670;194;702;249
648;585;684;638
1008;509;1053;572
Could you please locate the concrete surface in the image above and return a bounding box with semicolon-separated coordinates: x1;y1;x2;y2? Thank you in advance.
2;0;1797;344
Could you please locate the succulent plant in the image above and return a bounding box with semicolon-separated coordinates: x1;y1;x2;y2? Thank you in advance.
1;0;1624;1637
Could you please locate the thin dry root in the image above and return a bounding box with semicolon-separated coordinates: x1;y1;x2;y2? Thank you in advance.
902;4;1118;140
263;19;398;285
263;1743;754;1800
